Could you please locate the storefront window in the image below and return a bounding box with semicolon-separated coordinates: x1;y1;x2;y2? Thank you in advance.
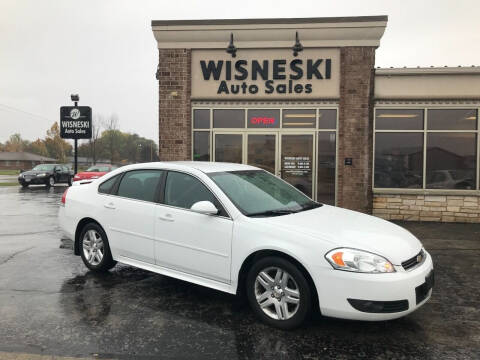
428;109;477;130
193;132;210;161
213;109;245;128
318;109;337;129
247;109;280;128
376;109;424;130
426;133;476;189
375;133;423;188
282;109;315;128
215;134;243;163
193;109;210;129
317;132;336;204
374;108;478;190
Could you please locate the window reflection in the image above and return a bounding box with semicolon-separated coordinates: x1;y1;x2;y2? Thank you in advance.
317;132;336;204
193;132;209;161
426;133;476;189
376;109;424;130
375;133;423;188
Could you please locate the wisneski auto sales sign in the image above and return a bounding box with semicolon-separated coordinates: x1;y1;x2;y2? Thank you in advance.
60;106;92;139
191;49;340;99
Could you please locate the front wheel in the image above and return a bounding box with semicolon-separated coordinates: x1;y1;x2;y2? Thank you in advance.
79;222;116;272
46;176;55;188
246;256;312;329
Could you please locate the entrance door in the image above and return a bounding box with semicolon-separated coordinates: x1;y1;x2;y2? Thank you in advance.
280;134;315;198
213;133;243;164
246;133;277;175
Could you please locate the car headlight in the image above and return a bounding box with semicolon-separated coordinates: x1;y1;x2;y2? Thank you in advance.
36;173;47;177
325;248;395;273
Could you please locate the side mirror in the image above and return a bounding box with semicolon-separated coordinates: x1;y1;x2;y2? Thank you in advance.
190;201;219;215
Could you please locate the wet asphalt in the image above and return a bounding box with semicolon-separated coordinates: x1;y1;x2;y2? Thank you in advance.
0;186;479;360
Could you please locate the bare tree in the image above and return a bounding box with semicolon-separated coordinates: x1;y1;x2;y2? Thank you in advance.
89;115;103;164
102;114;120;164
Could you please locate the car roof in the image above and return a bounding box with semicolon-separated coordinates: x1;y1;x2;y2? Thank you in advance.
123;161;259;174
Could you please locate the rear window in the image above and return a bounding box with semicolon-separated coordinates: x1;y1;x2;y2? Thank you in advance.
98;175;120;194
117;170;164;202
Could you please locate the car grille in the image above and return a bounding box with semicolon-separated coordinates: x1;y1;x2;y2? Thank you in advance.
402;249;425;271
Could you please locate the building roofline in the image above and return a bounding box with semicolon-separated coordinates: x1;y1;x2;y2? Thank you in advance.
151;15;388;27
376;66;480;76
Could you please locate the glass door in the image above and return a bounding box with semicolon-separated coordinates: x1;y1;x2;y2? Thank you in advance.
213;133;244;164
246;133;278;175
280;134;315;198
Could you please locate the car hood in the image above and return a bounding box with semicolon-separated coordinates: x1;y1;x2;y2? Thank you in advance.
258;205;422;265
74;172;106;178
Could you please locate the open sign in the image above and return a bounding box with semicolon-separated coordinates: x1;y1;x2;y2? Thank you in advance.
251;117;275;125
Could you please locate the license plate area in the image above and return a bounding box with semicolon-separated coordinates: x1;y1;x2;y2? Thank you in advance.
415;270;434;304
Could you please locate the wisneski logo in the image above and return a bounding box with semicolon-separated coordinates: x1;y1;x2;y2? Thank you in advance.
200;58;332;96
70;108;81;120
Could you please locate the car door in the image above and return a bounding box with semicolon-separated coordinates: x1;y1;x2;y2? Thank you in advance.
99;169;164;264
155;171;233;283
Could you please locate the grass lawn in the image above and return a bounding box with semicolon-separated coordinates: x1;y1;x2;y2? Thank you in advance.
0;170;20;175
0;182;19;187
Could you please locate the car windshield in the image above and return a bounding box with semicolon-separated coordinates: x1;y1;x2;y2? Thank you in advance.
32;164;55;171
208;170;321;217
86;166;110;172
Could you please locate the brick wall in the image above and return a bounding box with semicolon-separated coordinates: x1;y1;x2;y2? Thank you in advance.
337;47;376;213
373;194;480;223
157;49;191;161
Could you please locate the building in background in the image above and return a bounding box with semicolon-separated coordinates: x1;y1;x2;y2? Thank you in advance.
152;16;480;223
0;151;56;170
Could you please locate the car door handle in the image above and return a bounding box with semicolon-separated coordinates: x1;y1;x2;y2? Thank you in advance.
158;214;174;222
104;202;116;209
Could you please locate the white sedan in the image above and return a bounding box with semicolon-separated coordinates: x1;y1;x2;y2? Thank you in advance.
58;162;434;329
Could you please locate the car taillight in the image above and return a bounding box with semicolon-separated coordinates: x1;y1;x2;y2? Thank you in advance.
61;188;69;206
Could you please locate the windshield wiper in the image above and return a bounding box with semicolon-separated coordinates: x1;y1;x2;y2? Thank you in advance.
247;209;299;217
300;202;323;211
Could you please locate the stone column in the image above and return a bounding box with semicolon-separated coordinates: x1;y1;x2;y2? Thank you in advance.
337;47;376;213
157;49;191;161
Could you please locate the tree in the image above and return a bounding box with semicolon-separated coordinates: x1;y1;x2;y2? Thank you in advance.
4;133;29;152
89;115;103;164
27;139;49;157
44;123;72;162
102;114;121;163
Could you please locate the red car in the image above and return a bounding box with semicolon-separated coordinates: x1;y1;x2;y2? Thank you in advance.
73;164;117;182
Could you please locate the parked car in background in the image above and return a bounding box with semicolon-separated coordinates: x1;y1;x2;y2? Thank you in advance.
73;164;117;182
18;164;73;188
59;162;433;329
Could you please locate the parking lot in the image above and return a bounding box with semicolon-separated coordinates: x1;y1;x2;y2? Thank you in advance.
0;185;479;360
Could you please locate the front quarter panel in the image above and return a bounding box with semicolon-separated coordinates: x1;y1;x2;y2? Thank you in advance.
230;217;333;293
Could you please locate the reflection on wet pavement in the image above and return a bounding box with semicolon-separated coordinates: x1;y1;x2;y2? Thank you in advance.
0;186;479;359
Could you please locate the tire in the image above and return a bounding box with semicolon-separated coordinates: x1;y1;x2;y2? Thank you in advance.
67;176;72;186
46;176;55;188
21;183;29;188
79;222;116;272
246;256;312;330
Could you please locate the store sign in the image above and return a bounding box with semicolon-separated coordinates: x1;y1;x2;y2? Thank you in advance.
192;49;340;99
59;106;92;139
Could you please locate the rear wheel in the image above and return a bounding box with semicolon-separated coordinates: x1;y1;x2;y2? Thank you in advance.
246;256;312;329
79;222;116;272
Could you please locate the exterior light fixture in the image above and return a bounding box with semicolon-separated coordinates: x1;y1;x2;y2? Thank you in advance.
226;33;237;58
292;31;303;57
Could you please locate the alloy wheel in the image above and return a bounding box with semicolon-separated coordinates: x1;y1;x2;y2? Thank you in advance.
82;230;104;266
254;266;300;320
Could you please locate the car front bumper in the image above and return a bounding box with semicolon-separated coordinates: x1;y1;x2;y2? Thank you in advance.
19;176;49;185
312;250;434;321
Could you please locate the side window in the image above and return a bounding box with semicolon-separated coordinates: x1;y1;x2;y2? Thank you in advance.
98;174;120;194
164;171;227;216
117;170;163;202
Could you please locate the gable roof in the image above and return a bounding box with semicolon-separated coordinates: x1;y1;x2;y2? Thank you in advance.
0;151;56;162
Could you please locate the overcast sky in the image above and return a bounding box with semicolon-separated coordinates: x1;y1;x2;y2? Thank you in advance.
1;0;479;143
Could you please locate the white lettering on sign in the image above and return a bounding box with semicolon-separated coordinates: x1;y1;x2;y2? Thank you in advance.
61;120;90;129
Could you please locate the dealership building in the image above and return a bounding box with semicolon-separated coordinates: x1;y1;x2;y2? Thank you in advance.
151;16;480;223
